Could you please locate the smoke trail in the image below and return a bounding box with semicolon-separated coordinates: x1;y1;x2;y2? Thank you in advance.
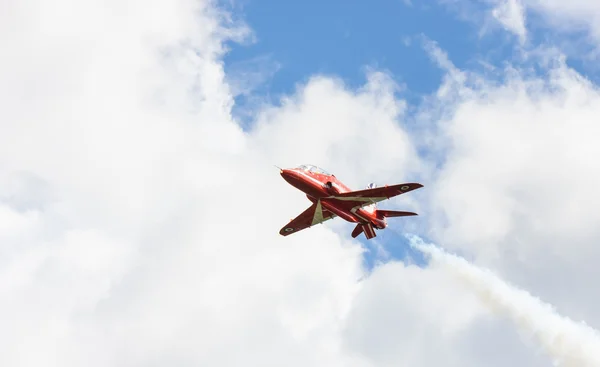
407;235;600;367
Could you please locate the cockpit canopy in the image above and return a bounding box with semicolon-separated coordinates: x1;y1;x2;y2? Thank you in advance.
296;164;331;176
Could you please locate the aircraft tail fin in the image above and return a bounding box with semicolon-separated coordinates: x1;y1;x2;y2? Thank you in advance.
376;210;418;219
351;223;377;240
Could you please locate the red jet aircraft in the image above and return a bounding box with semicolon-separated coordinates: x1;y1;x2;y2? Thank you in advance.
279;164;423;240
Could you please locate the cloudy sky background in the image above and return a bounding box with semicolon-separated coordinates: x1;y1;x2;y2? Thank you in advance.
2;0;600;365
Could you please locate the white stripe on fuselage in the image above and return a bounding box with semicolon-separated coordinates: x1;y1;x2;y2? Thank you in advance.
296;171;345;193
332;196;386;202
296;172;383;205
350;207;371;223
297;171;326;188
296;171;380;224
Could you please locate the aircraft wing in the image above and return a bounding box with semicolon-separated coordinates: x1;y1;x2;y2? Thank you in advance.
279;200;337;236
332;182;423;205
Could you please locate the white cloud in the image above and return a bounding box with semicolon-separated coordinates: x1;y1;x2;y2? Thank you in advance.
3;0;600;366
420;41;600;347
442;0;600;52
525;0;600;42
226;54;281;97
0;0;429;366
403;13;600;363
491;0;528;43
435;0;527;41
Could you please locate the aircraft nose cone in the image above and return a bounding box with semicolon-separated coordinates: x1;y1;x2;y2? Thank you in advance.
280;169;298;183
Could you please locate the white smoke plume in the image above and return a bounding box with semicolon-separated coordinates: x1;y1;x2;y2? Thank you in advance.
407;235;600;367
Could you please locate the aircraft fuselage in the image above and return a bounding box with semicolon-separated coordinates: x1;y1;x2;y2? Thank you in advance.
280;168;386;230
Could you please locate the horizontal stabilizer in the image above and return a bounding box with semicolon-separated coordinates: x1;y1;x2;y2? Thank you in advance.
351;224;364;238
376;210;418;218
351;223;376;239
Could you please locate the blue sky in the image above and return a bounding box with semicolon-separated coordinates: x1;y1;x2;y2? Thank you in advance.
222;0;502;121
221;0;597;270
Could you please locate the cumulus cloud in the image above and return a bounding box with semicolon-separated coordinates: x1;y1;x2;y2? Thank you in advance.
403;5;600;362
3;0;600;366
422;50;600;331
0;0;421;365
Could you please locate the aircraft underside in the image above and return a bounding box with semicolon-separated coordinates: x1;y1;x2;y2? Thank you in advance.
279;164;423;240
